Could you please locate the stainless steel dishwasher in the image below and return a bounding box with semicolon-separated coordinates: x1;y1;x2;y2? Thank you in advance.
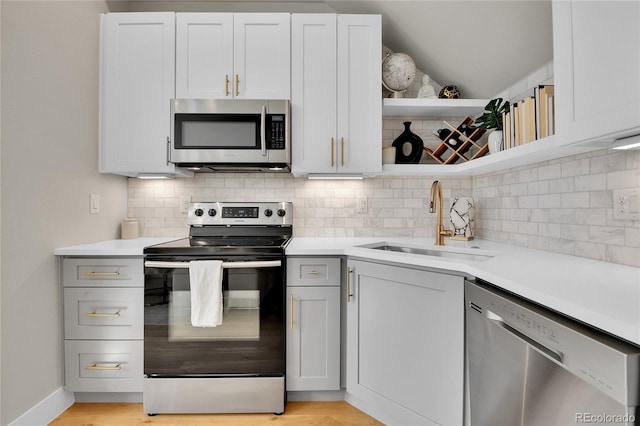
465;279;640;426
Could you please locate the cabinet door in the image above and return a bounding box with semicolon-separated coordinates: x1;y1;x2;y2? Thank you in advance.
286;286;340;391
291;14;338;175
233;14;290;100
65;340;143;392
64;287;143;340
553;1;640;146
346;260;464;426
99;13;178;176
176;13;234;99
286;256;341;288
336;15;382;174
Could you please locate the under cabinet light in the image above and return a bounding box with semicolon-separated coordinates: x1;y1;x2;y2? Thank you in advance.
307;175;364;180
137;174;173;179
612;135;640;150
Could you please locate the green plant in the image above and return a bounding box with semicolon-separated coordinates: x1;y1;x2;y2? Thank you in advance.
475;98;510;131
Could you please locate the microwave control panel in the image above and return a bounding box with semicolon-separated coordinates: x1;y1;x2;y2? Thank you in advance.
268;115;286;149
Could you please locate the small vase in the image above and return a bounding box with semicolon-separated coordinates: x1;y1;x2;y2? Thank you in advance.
488;130;503;154
392;122;424;164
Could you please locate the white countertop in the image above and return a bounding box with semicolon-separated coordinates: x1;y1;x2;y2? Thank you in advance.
54;237;178;256
53;236;640;346
287;237;640;346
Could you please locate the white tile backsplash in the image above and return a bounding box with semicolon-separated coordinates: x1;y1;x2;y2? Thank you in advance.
472;148;640;267
128;148;640;267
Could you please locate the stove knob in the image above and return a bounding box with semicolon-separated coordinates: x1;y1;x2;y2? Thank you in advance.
277;209;286;217
264;209;273;217
194;208;204;217
208;209;217;217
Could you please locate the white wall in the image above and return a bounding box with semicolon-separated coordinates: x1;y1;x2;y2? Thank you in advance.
0;2;128;424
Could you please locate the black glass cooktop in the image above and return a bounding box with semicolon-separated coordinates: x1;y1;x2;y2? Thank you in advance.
144;225;291;257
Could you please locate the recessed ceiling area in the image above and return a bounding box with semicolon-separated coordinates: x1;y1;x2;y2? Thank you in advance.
129;1;554;98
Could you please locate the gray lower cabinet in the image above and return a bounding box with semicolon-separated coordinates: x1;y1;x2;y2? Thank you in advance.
346;259;465;426
286;257;341;391
61;257;144;393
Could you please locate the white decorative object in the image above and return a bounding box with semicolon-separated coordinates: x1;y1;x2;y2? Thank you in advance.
488;130;503;154
417;74;437;99
450;197;475;240
382;146;396;164
382;52;416;98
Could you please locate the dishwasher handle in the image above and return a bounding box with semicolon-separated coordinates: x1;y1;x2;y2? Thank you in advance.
487;310;564;364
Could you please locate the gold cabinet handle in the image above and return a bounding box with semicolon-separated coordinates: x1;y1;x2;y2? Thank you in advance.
347;267;354;302
330;137;335;167
84;310;121;318
290;294;295;331
306;270;320;275
83;272;120;277
82;272;120;278
225;74;230;96
86;363;122;371
341;137;345;167
235;74;240;97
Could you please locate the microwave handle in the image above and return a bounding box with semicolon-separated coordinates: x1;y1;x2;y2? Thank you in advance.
261;105;267;156
166;136;171;166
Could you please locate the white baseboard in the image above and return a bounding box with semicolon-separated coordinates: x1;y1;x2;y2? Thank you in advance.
8;387;74;426
287;390;345;401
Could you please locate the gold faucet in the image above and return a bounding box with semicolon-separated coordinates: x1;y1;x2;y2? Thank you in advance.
429;180;453;246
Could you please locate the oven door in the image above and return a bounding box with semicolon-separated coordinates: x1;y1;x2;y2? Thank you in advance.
143;255;285;377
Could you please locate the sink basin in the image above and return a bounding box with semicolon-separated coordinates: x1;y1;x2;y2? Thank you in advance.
358;243;494;262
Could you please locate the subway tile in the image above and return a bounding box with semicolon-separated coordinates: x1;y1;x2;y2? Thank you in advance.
128;149;639;267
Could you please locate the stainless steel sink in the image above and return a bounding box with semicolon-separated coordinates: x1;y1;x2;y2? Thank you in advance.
359;243;494;262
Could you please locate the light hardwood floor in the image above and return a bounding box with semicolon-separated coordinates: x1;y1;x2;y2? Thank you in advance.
49;401;384;426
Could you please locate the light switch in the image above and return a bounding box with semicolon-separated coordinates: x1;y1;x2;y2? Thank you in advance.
90;194;100;214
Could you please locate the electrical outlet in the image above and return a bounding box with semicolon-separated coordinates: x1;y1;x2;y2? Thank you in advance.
180;196;191;214
90;194;100;214
613;188;640;220
357;197;368;213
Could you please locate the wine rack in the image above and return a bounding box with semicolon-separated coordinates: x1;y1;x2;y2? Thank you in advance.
424;117;489;164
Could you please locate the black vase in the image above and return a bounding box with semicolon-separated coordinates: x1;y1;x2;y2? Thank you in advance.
392;122;424;164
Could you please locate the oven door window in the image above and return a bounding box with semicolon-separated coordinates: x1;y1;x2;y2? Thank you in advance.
174;114;260;149
144;260;284;376
169;268;260;341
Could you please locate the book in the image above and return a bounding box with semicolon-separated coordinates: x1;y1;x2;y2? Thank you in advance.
509;102;516;148
503;111;511;149
537;85;554;138
547;95;555;136
534;86;541;139
524;96;536;142
513;102;521;146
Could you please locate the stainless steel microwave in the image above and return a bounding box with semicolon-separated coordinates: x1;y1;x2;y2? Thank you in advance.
170;99;290;172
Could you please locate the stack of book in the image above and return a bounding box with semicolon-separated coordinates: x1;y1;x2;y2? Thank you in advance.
502;85;554;149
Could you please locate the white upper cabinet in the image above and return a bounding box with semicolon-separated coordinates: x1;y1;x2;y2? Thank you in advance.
176;13;290;100
176;13;233;99
553;0;640;146
100;13;189;177
291;14;382;176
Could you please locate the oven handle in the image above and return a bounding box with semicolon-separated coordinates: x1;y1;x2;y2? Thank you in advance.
144;260;281;269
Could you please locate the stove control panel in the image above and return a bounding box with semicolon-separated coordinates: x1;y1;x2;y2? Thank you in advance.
188;202;293;226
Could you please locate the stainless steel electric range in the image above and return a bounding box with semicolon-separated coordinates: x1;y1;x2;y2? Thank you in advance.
142;202;292;415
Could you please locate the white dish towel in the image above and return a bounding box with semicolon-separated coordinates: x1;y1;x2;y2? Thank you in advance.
189;260;224;327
